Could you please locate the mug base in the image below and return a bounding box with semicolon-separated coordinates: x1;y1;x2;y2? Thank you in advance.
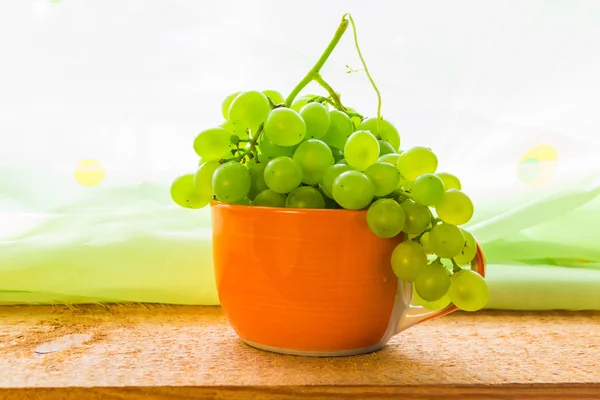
241;339;385;357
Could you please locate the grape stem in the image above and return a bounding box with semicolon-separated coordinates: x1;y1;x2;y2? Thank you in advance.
285;15;349;107
347;14;382;130
314;74;347;111
451;259;462;273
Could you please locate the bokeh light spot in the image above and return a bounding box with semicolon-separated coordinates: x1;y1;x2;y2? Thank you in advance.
74;159;105;187
517;144;557;185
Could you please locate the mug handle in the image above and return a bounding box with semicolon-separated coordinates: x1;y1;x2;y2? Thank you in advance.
395;242;487;333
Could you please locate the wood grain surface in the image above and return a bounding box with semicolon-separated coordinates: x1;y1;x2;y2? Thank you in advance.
0;305;599;399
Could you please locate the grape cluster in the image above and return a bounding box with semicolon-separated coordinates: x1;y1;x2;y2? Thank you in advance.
171;14;489;313
171;89;489;312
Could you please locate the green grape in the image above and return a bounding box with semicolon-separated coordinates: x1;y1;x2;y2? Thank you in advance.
332;171;374;210
193;128;231;160
390;241;428;281
436;172;461;191
293;139;334;185
212;162;251;203
290;94;318;112
233;197;251;205
429;223;465;258
286;186;325;209
454;229;478;265
357;117;401;150
253;189;286;207
264;156;303;194
378;140;396;156
366;198;405;238
345;106;363;129
330;147;344;162
397;146;438;181
364;162;401;197
321;110;354;150
264;107;306;147
221;91;241;120
170;174;211;209
300;102;330;139
219;120;249;140
378;153;401;167
414;262;451;302
262;89;285;105
448;270;489;312
398;176;413;191
344;130;379;171
412;289;451;311
400;200;431;234
228;90;271;133
258;134;295;161
336;158;347;165
435;189;474;226
411;174;445;206
194;160;220;196
248;163;269;200
420;231;435;254
319;164;352;198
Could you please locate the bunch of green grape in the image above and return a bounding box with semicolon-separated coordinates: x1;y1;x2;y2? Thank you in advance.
171;89;489;312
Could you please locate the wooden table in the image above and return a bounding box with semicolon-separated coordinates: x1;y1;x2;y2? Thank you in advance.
0;305;598;399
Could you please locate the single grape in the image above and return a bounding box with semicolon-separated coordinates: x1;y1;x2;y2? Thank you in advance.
264;107;306;147
258;134;295;161
228;90;271;133
357;117;401;150
300;102;330;139
332;171;374;210
233;197;252;205
367;198;406;238
391;241;428;281
248;163;269;200
345;106;363;129
344;130;379;171
290;95;318;112
412;289;451;311
411;173;445;206
378;153;401;167
330;147;344;162
321;110;354;150
378;140;396;156
336;159;348;165
293;139;334;185
212;161;251;203
253;189;286;207
435;189;474;226
400;200;431;234
415;262;451;302
429;223;465;258
221;91;241;120
262;89;285;105
286;186;325;209
448;270;489;312
419;231;435;254
454;229;478;265
364;162;401;197
171;174;211;209
397;146;438;181
264;156;303;194
194;160;220;196
319;164;352;198
436;172;461;191
193;128;231;160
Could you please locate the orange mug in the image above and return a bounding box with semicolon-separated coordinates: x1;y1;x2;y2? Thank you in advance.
211;201;486;356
